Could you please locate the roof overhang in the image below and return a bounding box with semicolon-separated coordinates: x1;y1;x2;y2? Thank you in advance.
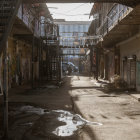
94;5;140;48
23;0;140;7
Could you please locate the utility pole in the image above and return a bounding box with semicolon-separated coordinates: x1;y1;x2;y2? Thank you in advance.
3;42;8;138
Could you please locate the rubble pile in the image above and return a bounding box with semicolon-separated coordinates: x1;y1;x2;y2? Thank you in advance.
104;75;128;92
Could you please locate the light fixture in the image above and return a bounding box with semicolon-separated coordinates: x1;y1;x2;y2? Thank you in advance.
128;55;136;60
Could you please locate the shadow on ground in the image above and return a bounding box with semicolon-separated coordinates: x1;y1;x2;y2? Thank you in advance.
0;76;98;140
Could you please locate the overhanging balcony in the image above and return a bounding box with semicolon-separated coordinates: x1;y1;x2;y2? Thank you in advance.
94;4;140;48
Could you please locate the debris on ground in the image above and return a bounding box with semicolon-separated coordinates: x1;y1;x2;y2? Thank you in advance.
103;75;128;93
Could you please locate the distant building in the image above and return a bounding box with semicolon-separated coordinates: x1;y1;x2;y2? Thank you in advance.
55;20;91;55
55;20;91;73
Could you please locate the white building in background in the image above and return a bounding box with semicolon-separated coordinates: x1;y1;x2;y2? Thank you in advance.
54;19;91;55
54;19;91;73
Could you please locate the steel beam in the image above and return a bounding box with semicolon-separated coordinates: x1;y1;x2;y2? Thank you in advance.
23;0;140;7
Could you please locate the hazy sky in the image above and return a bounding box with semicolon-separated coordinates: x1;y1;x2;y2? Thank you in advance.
46;3;94;21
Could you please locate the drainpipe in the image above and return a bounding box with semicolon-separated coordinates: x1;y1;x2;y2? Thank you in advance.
3;42;8;138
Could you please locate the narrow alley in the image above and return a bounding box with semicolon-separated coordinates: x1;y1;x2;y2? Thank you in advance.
1;0;140;140
1;76;140;140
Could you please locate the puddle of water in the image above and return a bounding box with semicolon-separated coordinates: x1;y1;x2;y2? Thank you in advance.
18;106;102;137
52;110;102;137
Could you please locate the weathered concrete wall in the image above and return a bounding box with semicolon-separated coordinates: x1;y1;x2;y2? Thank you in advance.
7;37;34;88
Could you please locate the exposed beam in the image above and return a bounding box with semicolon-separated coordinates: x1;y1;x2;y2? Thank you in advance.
60;54;85;55
23;0;140;7
60;46;89;48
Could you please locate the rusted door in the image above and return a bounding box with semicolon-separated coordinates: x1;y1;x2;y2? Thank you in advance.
123;60;127;82
130;60;136;89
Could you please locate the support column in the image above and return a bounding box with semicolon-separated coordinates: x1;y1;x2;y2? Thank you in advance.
31;35;34;89
96;47;99;80
41;40;43;83
3;42;8;138
90;45;93;76
38;39;41;88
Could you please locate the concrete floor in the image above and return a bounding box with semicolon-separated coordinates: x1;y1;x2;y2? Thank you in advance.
1;76;140;140
71;76;140;140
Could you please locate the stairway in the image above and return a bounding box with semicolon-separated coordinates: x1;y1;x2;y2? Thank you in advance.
0;0;22;55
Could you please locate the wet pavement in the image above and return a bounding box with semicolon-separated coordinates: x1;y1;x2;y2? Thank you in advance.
1;76;140;140
7;104;102;139
71;76;140;140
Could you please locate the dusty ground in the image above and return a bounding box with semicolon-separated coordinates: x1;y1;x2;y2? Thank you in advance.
1;75;140;140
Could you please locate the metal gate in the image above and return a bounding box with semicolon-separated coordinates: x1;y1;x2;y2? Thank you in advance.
46;40;61;83
46;55;61;82
123;59;127;82
123;57;136;89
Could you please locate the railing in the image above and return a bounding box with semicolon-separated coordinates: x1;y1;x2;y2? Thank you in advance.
96;4;133;37
0;0;17;39
17;4;58;39
17;4;41;36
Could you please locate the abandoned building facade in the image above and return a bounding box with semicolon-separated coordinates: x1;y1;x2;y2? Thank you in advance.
1;0;140;139
0;3;59;93
89;3;140;91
